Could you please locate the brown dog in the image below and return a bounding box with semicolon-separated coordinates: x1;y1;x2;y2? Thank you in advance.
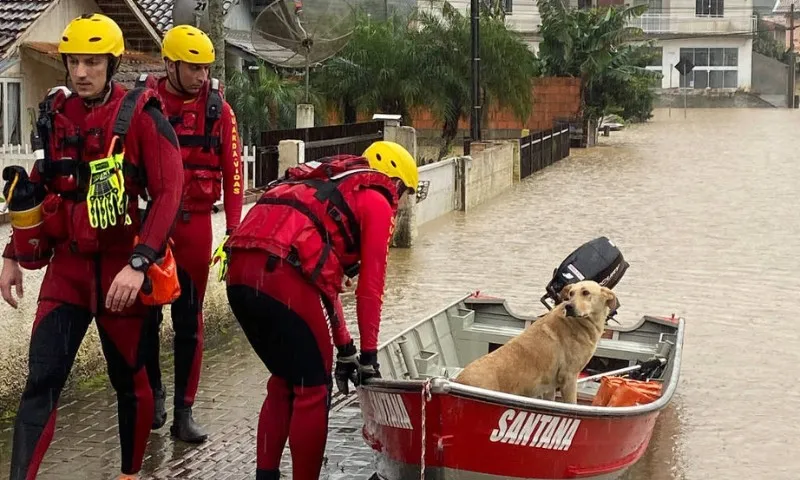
454;280;618;403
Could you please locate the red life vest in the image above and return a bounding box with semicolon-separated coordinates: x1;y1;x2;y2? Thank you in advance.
226;155;400;300
137;74;225;212
34;83;156;254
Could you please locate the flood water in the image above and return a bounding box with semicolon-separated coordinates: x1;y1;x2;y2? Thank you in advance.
1;107;797;479
366;107;800;480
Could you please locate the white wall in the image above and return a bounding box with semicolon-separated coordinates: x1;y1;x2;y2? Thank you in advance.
417;159;459;226
416;0;541;34
658;37;753;90
224;0;255;31
7;0;101;144
667;0;753;14
22;0;102;44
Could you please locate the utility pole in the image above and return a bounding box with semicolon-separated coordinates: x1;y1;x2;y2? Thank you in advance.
207;0;226;81
470;0;482;141
789;3;796;109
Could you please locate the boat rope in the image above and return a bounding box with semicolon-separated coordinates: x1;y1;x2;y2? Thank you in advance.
420;379;433;480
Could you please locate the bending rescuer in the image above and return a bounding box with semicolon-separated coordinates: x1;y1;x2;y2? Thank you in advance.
217;141;427;480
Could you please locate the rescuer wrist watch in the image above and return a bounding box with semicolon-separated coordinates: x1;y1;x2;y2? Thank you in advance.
128;254;151;273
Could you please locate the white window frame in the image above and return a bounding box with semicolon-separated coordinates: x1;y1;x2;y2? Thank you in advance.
0;77;23;146
678;47;738;89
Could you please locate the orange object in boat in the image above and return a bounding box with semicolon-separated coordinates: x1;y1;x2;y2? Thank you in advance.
592;376;662;407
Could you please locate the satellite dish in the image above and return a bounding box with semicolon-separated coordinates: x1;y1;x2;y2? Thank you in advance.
251;0;357;101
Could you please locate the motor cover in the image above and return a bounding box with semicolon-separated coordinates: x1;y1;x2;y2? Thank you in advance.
542;236;629;311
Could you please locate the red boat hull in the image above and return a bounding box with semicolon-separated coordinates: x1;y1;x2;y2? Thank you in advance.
360;387;660;479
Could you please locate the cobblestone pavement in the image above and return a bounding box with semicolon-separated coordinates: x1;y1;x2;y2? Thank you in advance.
0;328;377;480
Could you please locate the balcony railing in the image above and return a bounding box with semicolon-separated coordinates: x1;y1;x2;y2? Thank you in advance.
412;4;756;37
628;13;757;35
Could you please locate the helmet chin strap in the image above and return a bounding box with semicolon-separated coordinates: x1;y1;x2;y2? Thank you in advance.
167;61;193;97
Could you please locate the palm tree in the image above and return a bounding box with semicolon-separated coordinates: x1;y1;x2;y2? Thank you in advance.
311;11;428;123
225;61;321;145
536;0;658;121
415;1;538;157
313;3;538;159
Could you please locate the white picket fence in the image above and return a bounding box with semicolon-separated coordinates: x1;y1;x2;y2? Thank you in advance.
0;144;258;191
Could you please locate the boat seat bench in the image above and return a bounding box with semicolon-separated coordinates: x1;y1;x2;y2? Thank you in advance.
456;324;661;364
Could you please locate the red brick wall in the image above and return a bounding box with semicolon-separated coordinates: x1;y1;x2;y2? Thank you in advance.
410;77;582;131
325;77;581;132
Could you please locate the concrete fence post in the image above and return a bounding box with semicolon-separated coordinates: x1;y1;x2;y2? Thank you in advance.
278;140;304;175
384;124;419;163
391;193;418;248
456;156;471;212
381;117;420;248
296;104;314;128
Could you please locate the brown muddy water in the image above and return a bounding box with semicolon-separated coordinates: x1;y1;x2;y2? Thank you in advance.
371;108;800;480
2;107;798;479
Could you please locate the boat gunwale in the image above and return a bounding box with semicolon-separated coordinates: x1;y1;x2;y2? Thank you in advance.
462;295;682;334
362;293;685;419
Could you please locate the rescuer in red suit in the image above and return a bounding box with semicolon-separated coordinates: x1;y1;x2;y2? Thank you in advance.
0;13;184;480
137;24;243;443
217;141;427;480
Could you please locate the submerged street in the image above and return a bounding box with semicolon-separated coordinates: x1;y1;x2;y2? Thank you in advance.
2;107;799;479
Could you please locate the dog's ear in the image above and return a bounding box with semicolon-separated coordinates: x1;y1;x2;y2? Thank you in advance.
601;287;618;312
559;284;572;302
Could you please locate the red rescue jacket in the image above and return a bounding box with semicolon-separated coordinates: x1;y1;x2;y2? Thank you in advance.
137;74;225;213
31;83;157;255
227;155;401;301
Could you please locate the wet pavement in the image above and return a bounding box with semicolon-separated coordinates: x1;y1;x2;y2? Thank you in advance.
0;330;375;480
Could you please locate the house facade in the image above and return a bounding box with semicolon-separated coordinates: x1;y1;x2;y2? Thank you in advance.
771;0;800;52
630;0;756;91
421;0;756;91
0;0;164;147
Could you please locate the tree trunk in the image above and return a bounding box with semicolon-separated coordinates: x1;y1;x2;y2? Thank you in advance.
343;96;357;123
269;100;279;130
438;99;462;160
208;0;226;81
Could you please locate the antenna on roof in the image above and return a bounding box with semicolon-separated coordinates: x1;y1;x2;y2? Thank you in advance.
172;0;211;30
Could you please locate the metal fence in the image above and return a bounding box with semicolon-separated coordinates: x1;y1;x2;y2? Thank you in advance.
519;123;571;180
255;121;385;187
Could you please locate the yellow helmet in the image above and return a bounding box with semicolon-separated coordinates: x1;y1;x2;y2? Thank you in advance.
58;13;125;57
363;141;420;195
162;25;215;64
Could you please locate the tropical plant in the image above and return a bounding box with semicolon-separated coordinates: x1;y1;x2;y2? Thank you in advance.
536;0;659;121
311;11;428;123
225;61;321;144
314;2;538;158
415;1;539;157
753;12;788;62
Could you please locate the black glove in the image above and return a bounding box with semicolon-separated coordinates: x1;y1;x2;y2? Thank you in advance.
334;341;359;395
3;165;29;182
354;350;381;386
2;166;44;211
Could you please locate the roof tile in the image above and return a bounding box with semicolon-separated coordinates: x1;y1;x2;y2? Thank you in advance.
133;0;236;34
23;41;165;88
0;1;55;58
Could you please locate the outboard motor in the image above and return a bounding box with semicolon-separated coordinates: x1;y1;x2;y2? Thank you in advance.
541;237;629;318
